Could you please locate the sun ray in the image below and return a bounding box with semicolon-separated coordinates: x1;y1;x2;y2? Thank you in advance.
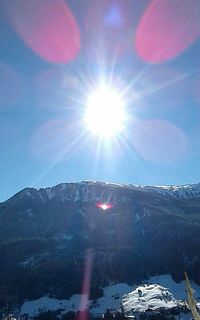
31;125;88;187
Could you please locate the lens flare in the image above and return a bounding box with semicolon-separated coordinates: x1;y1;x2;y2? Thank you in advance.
135;0;200;63
84;0;132;60
5;0;80;63
96;202;113;210
132;119;188;164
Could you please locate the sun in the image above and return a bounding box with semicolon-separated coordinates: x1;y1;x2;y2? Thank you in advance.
84;87;126;138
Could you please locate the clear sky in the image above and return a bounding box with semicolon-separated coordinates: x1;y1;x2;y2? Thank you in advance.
1;0;200;201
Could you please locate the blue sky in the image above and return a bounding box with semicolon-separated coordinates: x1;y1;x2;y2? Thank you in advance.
1;0;200;201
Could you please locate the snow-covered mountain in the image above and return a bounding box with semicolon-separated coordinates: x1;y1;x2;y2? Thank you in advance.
0;181;200;312
20;274;198;319
8;180;200;204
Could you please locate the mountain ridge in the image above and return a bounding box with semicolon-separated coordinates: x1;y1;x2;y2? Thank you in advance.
4;180;200;204
0;180;200;308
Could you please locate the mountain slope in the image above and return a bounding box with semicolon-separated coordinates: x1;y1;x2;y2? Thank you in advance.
0;181;200;307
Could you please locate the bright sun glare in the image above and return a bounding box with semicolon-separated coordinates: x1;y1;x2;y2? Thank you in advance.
84;87;126;138
101;204;109;210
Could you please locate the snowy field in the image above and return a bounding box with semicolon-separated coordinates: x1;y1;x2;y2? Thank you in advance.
122;283;178;314
20;274;200;318
148;274;200;300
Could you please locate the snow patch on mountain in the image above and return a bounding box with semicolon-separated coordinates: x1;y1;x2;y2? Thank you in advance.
39;181;200;202
20;283;133;317
45;188;54;200
10;181;200;204
20;274;200;317
21;294;82;317
89;283;134;316
122;284;178;314
25;191;34;199
148;274;200;300
139;183;200;199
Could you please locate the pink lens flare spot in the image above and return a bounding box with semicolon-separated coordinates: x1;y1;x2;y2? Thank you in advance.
135;0;200;63
132;119;188;164
5;0;80;63
77;249;93;320
96;203;113;210
84;0;132;60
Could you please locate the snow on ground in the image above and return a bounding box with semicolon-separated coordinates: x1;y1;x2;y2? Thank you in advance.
20;283;133;317
89;283;134;316
148;274;200;300
122;284;177;314
20;274;200;317
20;294;83;317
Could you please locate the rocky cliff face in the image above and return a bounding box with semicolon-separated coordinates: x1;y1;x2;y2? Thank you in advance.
7;180;200;203
0;181;200;307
